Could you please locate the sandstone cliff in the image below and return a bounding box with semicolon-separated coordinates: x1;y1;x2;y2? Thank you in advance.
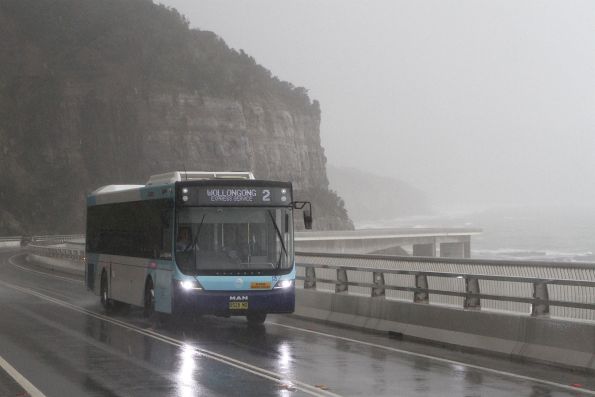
0;0;353;234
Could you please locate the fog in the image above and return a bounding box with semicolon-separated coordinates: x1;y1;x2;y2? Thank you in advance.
159;0;595;211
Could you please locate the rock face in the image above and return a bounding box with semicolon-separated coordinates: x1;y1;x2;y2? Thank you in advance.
0;0;353;234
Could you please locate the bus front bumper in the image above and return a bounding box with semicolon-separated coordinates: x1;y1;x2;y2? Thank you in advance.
173;286;295;315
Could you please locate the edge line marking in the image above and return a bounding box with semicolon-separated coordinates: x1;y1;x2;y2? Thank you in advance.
0;354;46;397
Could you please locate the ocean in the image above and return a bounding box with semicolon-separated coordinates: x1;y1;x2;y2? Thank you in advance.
357;206;595;262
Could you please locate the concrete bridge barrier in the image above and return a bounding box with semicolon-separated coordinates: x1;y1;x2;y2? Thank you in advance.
295;288;595;371
295;252;595;371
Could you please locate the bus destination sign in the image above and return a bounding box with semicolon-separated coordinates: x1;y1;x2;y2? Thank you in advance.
181;186;292;206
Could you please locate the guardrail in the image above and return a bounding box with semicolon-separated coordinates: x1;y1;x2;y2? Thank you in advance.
0;236;22;248
0;236;22;242
0;234;85;245
26;244;85;264
29;234;85;246
296;252;595;321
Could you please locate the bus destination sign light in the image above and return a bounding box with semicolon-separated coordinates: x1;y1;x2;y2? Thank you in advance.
181;186;292;206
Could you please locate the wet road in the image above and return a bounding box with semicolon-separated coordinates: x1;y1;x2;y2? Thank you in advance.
0;248;593;396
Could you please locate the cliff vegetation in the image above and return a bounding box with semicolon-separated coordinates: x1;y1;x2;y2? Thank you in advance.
0;0;353;234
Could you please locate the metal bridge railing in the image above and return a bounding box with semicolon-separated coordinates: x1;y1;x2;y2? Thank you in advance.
21;234;86;265
29;234;85;246
26;243;85;264
296;252;595;321
0;236;23;242
0;234;85;246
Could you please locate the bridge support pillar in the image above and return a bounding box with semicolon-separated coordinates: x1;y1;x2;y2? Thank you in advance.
464;277;481;309
532;282;550;317
304;267;317;289
372;272;385;297
463;240;471;258
336;268;348;293
412;243;436;257
414;274;429;304
439;242;465;258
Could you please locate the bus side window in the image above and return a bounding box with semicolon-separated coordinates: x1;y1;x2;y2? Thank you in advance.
160;210;172;259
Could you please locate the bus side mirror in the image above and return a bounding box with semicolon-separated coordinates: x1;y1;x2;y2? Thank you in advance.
303;210;313;230
293;201;313;230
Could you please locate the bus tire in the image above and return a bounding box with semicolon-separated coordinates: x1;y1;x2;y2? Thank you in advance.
246;312;267;325
100;270;112;312
143;277;155;318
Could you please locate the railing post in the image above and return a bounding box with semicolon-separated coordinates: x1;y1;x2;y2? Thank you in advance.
532;281;550;317
336;268;348;293
304;267;317;289
372;272;385;298
414;274;429;303
464;276;481;309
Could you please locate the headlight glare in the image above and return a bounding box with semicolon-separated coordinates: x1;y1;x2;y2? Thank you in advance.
180;280;202;291
274;279;294;289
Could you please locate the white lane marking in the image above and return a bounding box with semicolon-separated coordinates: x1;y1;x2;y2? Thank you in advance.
9;255;83;284
269;322;595;396
0;354;46;397
0;280;340;397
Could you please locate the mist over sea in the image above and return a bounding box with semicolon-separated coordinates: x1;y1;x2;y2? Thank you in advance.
357;206;595;262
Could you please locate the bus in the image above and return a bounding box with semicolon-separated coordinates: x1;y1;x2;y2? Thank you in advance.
85;171;312;324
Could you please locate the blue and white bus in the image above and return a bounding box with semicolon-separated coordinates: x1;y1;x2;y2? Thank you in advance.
85;171;312;324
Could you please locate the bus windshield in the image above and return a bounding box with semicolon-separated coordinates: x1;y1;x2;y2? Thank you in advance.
175;207;293;274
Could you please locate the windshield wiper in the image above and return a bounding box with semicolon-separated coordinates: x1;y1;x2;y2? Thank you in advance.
181;214;206;252
194;214;206;247
267;210;287;268
189;214;207;274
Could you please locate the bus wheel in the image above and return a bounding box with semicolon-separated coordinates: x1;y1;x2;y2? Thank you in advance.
143;278;155;318
246;312;267;325
100;271;111;311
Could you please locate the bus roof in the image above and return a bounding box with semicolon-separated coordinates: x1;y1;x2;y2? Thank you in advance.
88;171;257;206
147;171;254;186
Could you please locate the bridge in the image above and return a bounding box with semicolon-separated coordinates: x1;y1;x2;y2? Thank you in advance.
0;236;594;396
295;227;482;256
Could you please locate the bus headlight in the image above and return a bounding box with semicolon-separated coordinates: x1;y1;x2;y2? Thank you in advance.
179;280;203;291
274;280;294;289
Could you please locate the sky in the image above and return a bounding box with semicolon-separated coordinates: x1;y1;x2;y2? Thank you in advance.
158;0;595;211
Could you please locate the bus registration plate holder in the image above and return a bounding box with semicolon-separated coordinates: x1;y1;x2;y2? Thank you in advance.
229;301;248;310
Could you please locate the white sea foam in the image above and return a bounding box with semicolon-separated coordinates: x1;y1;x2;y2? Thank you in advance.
473;248;595;262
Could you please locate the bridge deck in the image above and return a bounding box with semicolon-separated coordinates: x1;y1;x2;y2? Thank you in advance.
296;227;482;256
0;248;592;396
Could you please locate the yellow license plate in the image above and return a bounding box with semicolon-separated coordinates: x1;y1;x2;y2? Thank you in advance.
250;282;271;289
229;302;248;310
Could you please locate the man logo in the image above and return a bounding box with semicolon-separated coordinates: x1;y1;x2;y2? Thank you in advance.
229;296;248;301
234;278;244;288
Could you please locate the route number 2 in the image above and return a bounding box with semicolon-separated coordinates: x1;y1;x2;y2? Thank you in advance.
262;189;271;202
